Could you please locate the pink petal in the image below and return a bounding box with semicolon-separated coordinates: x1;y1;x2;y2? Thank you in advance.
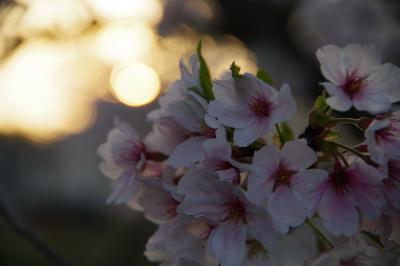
271;83;297;122
352;92;391;114
234;118;272;147
281;140;317;171
203;138;231;167
208;100;254;128
344;44;380;75
144;117;187;155
217;168;240;184
267;185;307;233
208;221;247;266
366;63;400;100
291;169;329;217
316;44;346;85
168;137;206;167
107;169;139;204
319;186;359;236
322;82;353;112
212;78;240;107
177;195;228;222
248;145;281;205
167;99;205;132
347;162;384;220
246;210;278;250
144;224;170;262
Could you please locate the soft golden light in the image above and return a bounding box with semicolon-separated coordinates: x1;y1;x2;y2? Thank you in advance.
0;40;102;142
111;62;160;107
95;22;155;64
87;0;163;25
17;0;92;37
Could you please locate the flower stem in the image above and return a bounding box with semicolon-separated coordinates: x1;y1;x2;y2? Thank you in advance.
0;194;71;266
306;219;334;250
275;124;284;145
362;230;384;249
330;142;370;164
329;118;363;130
335;150;349;167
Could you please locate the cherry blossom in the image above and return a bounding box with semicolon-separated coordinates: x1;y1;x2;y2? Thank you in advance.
165;92;224;167
308;161;385;236
317;44;400;114
145;215;219;266
98;119;149;204
147;55;223;168
208;73;296;147
202;138;248;185
380;159;400;215
177;168;278;266
136;167;183;223
98;43;400;266
365;111;400;164
248;140;328;232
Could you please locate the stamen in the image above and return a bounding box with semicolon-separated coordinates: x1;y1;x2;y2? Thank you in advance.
224;198;246;222
273;164;296;190
118;141;145;165
329;164;349;193
342;72;368;97
248;91;271;117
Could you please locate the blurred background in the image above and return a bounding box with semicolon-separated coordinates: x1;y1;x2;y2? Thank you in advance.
0;0;399;265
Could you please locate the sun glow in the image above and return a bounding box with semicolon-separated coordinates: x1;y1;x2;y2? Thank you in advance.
94;22;154;64
0;40;105;142
111;62;161;107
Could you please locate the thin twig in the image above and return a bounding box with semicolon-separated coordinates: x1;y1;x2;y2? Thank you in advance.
0;194;71;266
306;219;334;250
330;142;370;164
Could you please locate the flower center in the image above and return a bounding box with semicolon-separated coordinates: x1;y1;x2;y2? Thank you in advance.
225;198;246;222
375;118;400;143
189;122;216;138
216;160;233;170
188;222;213;246
342;73;367;97
273;164;296;190
162;197;180;219
329;164;349;193
247;239;268;260
118;141;145;165
248;93;271;117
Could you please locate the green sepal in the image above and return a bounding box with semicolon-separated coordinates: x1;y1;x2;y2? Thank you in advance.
196;41;214;101
273;123;295;147
230;61;243;79
256;69;273;85
319;140;337;159
188;86;206;98
309;91;332;128
324;130;341;142
279;122;295;143
314;91;330;112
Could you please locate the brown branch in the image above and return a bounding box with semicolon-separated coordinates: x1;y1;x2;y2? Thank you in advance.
0;194;72;266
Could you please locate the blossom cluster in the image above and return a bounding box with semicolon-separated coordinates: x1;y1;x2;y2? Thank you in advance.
98;43;400;266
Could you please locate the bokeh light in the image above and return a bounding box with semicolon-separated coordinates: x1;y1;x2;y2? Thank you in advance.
87;0;163;25
94;22;155;64
0;39;107;142
0;0;258;142
17;0;92;38
110;62;161;107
